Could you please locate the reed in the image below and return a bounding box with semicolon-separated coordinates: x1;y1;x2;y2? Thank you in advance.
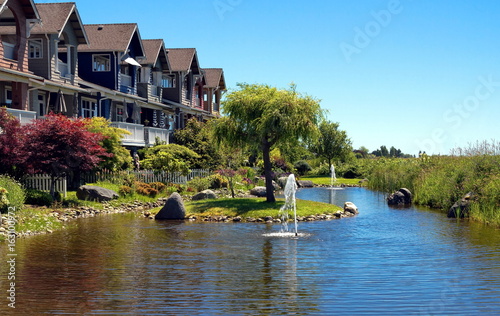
363;141;500;226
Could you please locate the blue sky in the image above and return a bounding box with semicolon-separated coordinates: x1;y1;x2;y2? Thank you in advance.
36;0;500;155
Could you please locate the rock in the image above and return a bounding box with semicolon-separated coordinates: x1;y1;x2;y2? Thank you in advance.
192;189;218;201
297;180;314;188
155;193;186;220
448;192;476;218
344;202;359;215
76;185;118;202
387;188;412;206
277;177;289;189
250;186;267;197
272;180;281;191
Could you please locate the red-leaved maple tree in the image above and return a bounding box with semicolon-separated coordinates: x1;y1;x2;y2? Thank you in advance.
0;107;27;178
22;113;109;198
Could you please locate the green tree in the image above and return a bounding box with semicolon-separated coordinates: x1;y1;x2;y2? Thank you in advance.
174;117;221;169
214;83;323;202
141;144;200;175
313;121;353;166
84;117;133;170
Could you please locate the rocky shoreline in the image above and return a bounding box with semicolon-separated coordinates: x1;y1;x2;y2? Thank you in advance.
1;185;360;239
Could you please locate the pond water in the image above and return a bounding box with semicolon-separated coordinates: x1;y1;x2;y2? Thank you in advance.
1;187;500;315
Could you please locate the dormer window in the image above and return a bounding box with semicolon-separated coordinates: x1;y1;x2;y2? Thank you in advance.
93;54;110;72
28;39;42;59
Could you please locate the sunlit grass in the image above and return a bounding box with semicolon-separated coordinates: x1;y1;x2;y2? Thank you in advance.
184;198;342;219
299;175;364;186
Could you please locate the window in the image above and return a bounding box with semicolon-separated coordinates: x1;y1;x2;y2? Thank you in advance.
162;75;175;88
28;39;43;59
93;54;110;72
82;99;97;118
116;105;124;122
5;87;12;105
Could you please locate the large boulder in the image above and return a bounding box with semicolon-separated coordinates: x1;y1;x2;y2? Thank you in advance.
387;188;412;206
155;192;186;220
250;186;267;197
192;189;217;201
448;192;475;218
277;177;289;189
344;202;359;215
76;185;118;202
297;180;314;188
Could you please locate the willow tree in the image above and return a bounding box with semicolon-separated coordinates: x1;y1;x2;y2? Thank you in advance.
214;83;323;202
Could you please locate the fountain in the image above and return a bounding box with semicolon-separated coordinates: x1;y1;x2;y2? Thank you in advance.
280;174;298;236
330;164;337;186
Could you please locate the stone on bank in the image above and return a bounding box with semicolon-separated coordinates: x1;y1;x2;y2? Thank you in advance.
155;192;186;220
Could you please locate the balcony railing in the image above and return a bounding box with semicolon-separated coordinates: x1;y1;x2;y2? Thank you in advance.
57;61;71;78
110;122;145;147
6;108;37;125
120;73;132;87
145;126;170;146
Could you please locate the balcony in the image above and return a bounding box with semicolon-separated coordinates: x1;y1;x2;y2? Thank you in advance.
6;108;37;125
110;122;145;147
145;127;170;146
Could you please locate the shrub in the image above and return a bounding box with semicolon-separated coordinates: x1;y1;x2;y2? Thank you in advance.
294;160;312;176
311;161;331;176
150;182;167;193
207;173;228;189
0;176;25;213
25;189;53;207
187;177;210;192
135;182;158;197
118;185;133;196
166;183;183;195
0;187;9;210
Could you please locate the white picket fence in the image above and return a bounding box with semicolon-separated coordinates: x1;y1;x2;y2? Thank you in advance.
82;169;210;185
21;169;210;197
23;174;67;197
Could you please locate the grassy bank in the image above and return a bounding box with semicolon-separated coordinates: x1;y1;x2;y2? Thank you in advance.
184;197;342;219
363;145;500;225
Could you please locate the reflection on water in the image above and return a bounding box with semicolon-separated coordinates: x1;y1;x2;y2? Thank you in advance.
1;188;500;315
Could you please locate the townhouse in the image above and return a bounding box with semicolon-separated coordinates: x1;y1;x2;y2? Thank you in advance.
0;0;227;153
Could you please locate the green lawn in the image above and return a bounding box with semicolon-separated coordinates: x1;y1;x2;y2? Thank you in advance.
184;197;342;219
299;175;365;186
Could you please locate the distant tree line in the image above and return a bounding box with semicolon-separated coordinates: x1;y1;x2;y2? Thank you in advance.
354;145;414;158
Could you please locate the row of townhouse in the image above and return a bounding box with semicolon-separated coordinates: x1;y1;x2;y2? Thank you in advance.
0;0;226;152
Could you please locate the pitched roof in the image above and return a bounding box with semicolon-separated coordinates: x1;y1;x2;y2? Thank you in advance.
167;48;201;74
79;23;142;53
32;3;88;45
141;39;170;71
0;0;40;20
203;68;226;90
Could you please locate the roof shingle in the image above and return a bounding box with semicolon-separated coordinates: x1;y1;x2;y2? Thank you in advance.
79;23;138;52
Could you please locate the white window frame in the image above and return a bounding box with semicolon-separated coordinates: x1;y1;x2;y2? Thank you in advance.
116;105;124;122
5;87;12;105
81;99;97;118
93;54;111;72
28;39;43;59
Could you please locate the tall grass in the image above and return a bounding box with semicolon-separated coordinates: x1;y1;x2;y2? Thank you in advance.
364;141;500;226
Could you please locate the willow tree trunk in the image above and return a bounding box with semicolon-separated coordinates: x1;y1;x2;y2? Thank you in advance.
262;141;276;203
